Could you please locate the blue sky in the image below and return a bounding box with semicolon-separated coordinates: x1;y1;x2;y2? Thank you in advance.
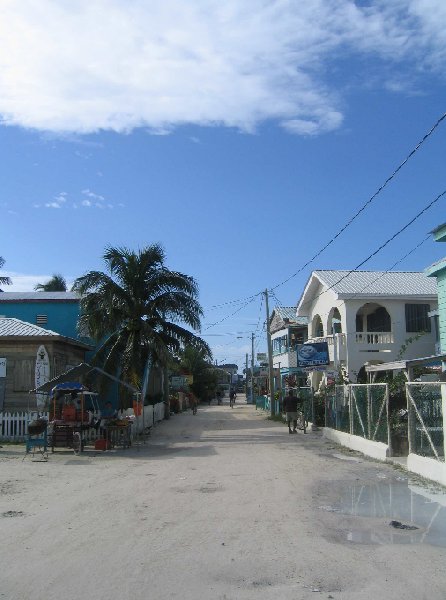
1;1;446;370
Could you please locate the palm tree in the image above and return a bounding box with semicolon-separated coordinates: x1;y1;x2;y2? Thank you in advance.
35;274;67;291
72;244;210;397
0;257;12;287
178;345;218;403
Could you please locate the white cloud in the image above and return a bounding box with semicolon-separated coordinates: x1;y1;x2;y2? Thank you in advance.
82;188;104;201
81;199;92;207
0;1;444;136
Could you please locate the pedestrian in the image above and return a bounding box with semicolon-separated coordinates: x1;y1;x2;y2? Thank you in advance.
282;389;300;434
216;390;222;405
189;393;197;415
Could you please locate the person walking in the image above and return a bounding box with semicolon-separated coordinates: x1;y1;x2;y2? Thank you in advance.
229;389;235;408
283;389;299;434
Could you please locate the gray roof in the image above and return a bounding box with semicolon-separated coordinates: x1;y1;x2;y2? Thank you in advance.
274;307;308;324
0;292;79;302
0;317;60;337
314;270;437;297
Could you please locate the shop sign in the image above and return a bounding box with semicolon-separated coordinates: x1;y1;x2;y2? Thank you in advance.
297;342;329;367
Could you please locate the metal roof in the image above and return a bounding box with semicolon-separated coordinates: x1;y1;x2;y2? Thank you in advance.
313;270;437;297
274;307;308;324
31;362;139;394
0;317;60;337
0;292;79;302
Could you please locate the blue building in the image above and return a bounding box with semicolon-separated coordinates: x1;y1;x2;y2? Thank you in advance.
0;292;81;340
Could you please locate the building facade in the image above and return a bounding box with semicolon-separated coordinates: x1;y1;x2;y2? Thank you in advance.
0;318;90;411
426;223;446;361
296;270;438;390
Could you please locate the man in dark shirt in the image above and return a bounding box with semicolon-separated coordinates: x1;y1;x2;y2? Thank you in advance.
283;389;300;434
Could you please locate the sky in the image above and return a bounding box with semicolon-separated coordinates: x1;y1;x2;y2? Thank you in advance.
1;0;446;371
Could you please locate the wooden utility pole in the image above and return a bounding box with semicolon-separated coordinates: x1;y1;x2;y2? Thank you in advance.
264;289;275;416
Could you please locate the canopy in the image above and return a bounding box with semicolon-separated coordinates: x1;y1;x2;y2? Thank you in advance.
30;362;139;395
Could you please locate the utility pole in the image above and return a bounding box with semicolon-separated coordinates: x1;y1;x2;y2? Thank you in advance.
245;353;248;400
251;333;255;405
264;288;275;416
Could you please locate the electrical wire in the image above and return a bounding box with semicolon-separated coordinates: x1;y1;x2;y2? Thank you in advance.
295;188;446;313
270;111;446;291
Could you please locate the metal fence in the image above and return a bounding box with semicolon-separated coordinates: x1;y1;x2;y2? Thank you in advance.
350;384;388;443
325;383;389;443
406;382;444;461
325;385;350;433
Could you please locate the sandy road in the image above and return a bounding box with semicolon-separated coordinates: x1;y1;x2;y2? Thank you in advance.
1;398;446;600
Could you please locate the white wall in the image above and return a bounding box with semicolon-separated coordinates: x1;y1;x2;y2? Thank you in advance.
301;282;437;383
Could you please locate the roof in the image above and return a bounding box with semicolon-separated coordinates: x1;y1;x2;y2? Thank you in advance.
0;292;79;302
365;354;446;373
31;363;139;394
314;270;437;296
0;317;60;337
0;317;91;349
273;307;308;325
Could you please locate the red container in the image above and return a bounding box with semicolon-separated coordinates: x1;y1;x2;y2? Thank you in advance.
62;406;76;421
95;439;111;451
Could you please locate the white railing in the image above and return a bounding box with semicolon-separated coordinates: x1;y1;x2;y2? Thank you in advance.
307;334;346;346
355;331;394;344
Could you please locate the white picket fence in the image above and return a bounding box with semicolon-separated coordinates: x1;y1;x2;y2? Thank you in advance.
0;402;166;443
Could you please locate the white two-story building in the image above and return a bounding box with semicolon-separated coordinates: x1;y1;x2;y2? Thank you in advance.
296;270;438;390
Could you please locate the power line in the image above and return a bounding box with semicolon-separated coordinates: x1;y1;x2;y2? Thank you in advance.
270;111;446;291
295;188;445;313
202;112;446;343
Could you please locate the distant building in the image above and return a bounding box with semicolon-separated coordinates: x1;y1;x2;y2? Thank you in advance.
269;306;308;389
297;270;438;391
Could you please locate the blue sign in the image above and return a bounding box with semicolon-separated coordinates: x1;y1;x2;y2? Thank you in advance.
296;342;329;367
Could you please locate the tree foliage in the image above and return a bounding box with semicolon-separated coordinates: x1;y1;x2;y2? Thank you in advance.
72;244;209;394
0;257;12;287
35;274;68;291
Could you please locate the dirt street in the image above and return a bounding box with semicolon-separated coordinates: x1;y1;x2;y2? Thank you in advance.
1;398;445;600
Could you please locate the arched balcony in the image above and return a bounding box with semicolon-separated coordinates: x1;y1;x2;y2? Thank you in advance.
355;303;393;345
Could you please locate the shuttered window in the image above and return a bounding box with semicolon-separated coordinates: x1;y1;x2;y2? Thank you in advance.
36;314;48;325
405;304;431;333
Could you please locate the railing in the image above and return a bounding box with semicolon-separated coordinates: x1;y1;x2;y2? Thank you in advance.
355;331;394;344
405;382;444;461
308;334;346;347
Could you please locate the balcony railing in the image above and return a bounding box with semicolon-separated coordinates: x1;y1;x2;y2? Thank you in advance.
355;332;393;345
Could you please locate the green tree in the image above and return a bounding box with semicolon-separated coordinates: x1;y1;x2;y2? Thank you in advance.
0;257;12;287
35;273;68;291
177;346;218;402
72;244;209;401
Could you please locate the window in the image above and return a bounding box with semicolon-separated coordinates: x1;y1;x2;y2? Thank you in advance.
405;304;431;333
367;307;391;332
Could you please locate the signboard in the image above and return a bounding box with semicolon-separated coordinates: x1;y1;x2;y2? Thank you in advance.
296;342;329;368
0;358;6;378
35;346;50;409
257;353;267;362
171;376;185;388
231;374;238;384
